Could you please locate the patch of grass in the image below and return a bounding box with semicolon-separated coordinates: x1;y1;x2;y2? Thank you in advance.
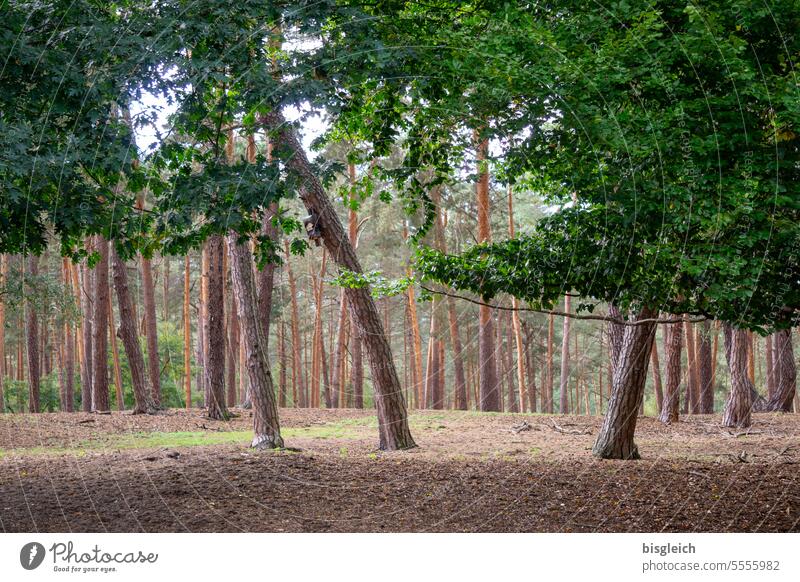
0;423;364;458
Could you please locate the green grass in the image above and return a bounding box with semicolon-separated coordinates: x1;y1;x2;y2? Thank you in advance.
0;423;365;459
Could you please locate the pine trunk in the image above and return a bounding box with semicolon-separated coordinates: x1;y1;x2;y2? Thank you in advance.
698;321;714;413
26;255;41;412
559;295;571;414
92;237;110;412
205;235;228;420
650;339;664;414
592;307;657;459
264;110;415;449
227;234;283;449
684;317;700;414
183;255;192;409
110;248;159;414
766;329;796;412
722;325;754;428
658;320;683;424
141;253;161;404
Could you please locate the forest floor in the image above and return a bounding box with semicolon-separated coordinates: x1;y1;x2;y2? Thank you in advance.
1;408;798;532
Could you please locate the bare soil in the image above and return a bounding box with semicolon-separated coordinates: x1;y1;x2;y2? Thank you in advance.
1;409;798;532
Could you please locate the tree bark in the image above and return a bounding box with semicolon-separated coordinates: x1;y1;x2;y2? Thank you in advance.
183;255;192;409
80;252;94;412
697;320;714;413
592;307;657;459
658;320;683;424
722;324;753;428
25;255;41;412
107;292;124;411
766;329;796;412
141;253;162;405
263;110;415;449
475;134;500;412
111;248;159;414
205;235;228;420
650;339;663;414
227;234;284;449
92;236;110;413
559;295;572;413
447;297;468;411
684;317;700;414
546;313;554;413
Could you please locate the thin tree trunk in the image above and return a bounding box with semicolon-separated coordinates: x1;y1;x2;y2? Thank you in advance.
546;313;554;413
0;255;7;413
507;187;527;412
80;252;94;412
205;235;228;420
285;240;308;408
111;248;159;414
227;259;239;408
26;255;41;413
475;134;500;412
722;324;754;428
107;292;124;411
406;261;424;409
264;110;415;449
277;319;288;407
659;320;683;424
92;236;110;413
347;163;364;409
330;289;348;409
141;251;161;405
650;339;664;414
592;307;657;459
684;317;700;414
559;295;571;414
227;234;283;449
183;255;192;409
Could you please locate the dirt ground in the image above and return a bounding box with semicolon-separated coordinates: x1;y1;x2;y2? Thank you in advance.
1;409;798;532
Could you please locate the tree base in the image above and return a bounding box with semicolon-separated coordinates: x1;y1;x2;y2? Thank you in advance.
592;440;641;460
251;433;284;450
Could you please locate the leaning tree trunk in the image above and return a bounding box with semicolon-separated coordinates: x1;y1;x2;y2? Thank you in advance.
658;319;683;424
205;235;228;420
592;307;657;459
697;320;714;413
92;236;111;413
766;329;796;412
722;324;753;428
25;255;41;413
263;110;415;450
111;248;159;414
227;233;283;449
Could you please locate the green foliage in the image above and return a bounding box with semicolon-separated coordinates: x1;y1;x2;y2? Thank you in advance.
331;269;414;298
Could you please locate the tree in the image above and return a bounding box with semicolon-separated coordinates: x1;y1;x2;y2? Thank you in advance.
111;247;159;414
722;325;754;428
766;330;796;412
659;322;683;424
25;256;41;413
205;235;228;420
92;237;111;413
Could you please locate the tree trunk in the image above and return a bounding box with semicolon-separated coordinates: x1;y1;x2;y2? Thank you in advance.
264;110;415;450
227;267;239;408
406;260;424;408
607;304;625;374
684;317;700;414
765;334;776;400
110;248;159;414
183;255;192;409
141;252;162;405
658;320;683;424
697;321;714;413
107;292;124;411
92;237;110;412
650;339;663;414
80;252;94;412
766;329;796;412
546;313;554;413
285;240;308;408
26;255;41;412
447;297;468;411
507;187;527;412
227;234;284;449
0;255;7;413
475;134;500;412
205;235;228;420
559;295;571;413
592;307;657;459
348;163;364;409
722;324;753;428
330;290;348;409
277;319;288;407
